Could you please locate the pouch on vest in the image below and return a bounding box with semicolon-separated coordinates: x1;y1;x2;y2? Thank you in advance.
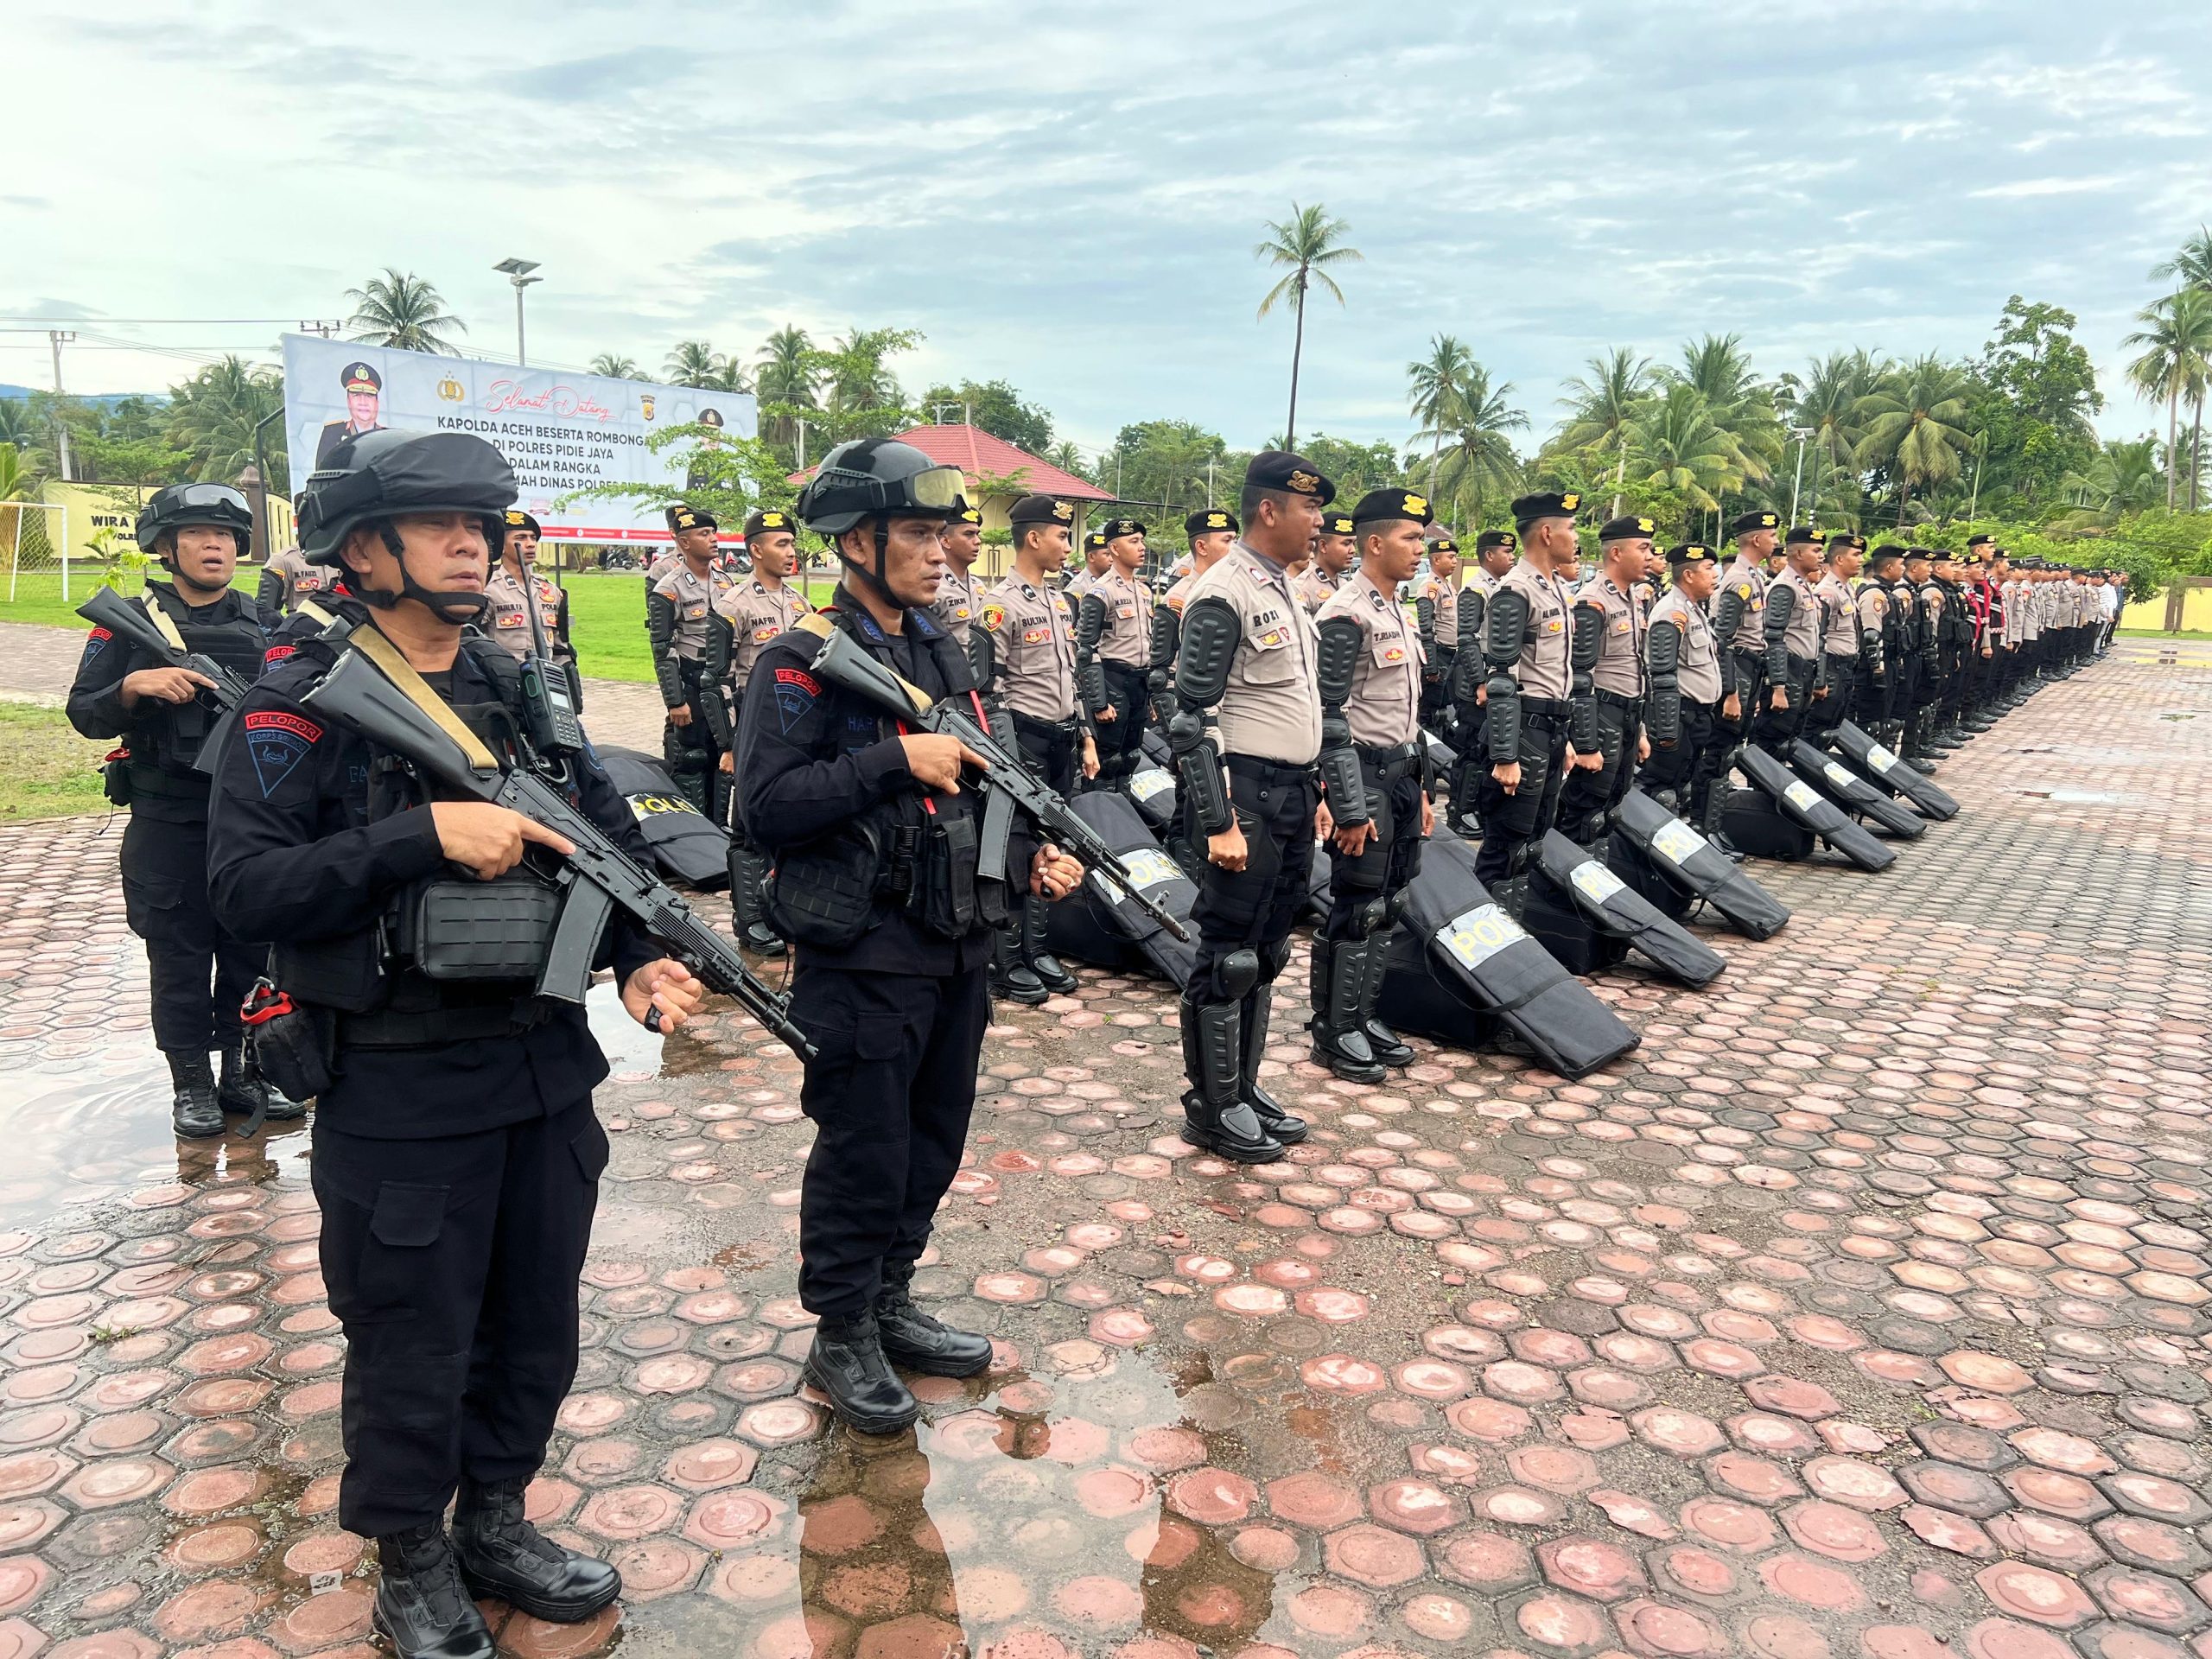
913;810;978;939
768;820;882;949
241;979;335;1103
403;870;564;982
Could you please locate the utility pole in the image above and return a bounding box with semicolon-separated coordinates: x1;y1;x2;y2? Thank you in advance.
299;319;343;338
48;331;75;481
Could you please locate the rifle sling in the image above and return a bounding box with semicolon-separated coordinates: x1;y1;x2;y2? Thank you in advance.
142;594;189;653
793;611;934;714
343;623;501;771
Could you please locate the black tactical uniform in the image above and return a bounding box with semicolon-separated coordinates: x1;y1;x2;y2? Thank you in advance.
207;430;628;1659
65;485;285;1136
737;439;1038;1435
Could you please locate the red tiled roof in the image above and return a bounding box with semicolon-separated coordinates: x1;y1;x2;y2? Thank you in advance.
791;425;1112;499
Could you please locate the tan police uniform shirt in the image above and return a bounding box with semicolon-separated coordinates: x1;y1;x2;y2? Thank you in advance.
1772;566;1824;662
1717;554;1769;655
1090;568;1154;666
1497;556;1574;699
645;550;683;585
1859;575;1895;652
482;563;568;663
261;547;322;613
1293;565;1345;613
1649;586;1722;703
1575;575;1647;698
1184;541;1321;765
1315;570;1423;747
1814;572;1860;658
930;566;982;650
652;563;728;662
982;574;1079;721
1408;565;1459;647
713;577;812;690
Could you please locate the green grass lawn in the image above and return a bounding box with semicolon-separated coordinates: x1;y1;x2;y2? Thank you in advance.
0;700;112;822
2116;627;2212;641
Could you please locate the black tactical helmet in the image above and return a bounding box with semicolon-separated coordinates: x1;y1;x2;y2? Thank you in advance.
796;438;963;537
297;429;516;567
136;483;253;556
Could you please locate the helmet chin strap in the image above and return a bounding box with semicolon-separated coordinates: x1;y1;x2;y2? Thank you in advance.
835;518;908;613
359;522;492;626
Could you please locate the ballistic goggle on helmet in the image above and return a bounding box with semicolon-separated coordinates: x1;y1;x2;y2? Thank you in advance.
796;438;964;536
136;483;255;555
297;429;517;566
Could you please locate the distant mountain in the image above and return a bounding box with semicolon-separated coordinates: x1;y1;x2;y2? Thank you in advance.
0;383;167;407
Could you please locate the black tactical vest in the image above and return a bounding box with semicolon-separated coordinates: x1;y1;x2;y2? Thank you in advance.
130;583;268;785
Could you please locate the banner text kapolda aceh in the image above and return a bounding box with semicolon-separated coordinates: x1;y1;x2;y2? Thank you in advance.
281;334;756;542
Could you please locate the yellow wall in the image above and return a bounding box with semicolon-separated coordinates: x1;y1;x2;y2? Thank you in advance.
2120;586;2212;632
10;482;295;570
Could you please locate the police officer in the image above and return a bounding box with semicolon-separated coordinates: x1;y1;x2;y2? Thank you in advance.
1295;510;1356;612
257;497;337;622
1151;509;1237;732
315;359;385;466
1643;543;1727;831
480;511;579;690
1556;514;1654;847
1752;526;1827;755
1310;489;1432;1081
1168;452;1331;1162
1066;531;1113;598
1712;510;1777;746
1408;530;1460;741
980;495;1097;1002
1445;529;1518;835
704;507;812;954
207;429;704;1658
1474;492;1591;887
67;484;288;1137
1808;533;1866;741
1962;535;2004;724
1907;548;1950;760
929;495;987;660
1930;548;1975;744
646;504;733;815
1077;517;1156;788
734;438;1082;1433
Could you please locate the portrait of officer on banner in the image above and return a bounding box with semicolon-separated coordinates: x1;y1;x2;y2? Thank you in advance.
315;359;386;466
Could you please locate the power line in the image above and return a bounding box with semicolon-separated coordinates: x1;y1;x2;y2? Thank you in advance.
0;316;315;325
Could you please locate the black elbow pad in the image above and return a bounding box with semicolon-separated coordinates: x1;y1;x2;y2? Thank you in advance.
1569;601;1605;681
1456;588;1486;654
1173;599;1241;713
1483;589;1529;674
1313;616;1363;709
1166;709;1230;834
703;613;735;683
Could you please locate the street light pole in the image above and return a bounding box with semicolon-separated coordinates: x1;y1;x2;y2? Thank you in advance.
493;258;543;365
48;331;75;481
1788;427;1809;525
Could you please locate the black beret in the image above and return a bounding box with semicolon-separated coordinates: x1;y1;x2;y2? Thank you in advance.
340;360;382;392
1510;490;1581;525
1598;513;1657;543
1430;536;1459;556
1102;517;1147;539
1727;510;1780;537
1246;449;1337;505
1965;532;1996;549
1083;531;1109;552
1320;512;1356;537
1665;543;1717;566
502;509;540;537
666;504;718;534
1825;532;1866;555
1185;507;1237;538
1957;543;1985;564
1785;524;1826;547
1008;494;1074;528
744;508;794;538
1351;488;1435;527
948;496;982;528
1904;546;1936;562
1475;530;1517;554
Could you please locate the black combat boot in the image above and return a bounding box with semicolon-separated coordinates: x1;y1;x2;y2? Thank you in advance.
373;1525;495;1659
1357;938;1415;1069
1239;983;1306;1143
989;923;1047;1006
168;1051;223;1139
217;1039;304;1122
874;1268;991;1377
803;1311;919;1434
453;1477;620;1622
727;846;785;957
1021;897;1078;995
1178;993;1283;1164
1308;939;1383;1083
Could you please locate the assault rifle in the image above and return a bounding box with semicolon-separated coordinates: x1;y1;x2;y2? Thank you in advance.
302;638;814;1059
79;586;253;709
794;613;1192;943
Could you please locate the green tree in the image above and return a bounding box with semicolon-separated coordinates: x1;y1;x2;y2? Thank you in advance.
563;422;793;533
753;326;817;459
345;269;467;353
1413;363;1526;529
1966;297;2101;513
664;340;746;391
1557;347;1656;516
918;378;1054;455
1106;420;1230;508
1287;434;1406;502
0;399;36;453
2123;288;2212;511
1630;384;1740;518
2151;226;2212;293
1664;333;1783;502
805;327;922;444
2058;437;2165;531
164;357;288;483
1777;349;1886;520
1407;334;1477;497
1855;354;1975;525
1045;440;1090;481
1254;202;1360;448
588;353;640;378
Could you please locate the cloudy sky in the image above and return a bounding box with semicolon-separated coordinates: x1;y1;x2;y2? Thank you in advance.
7;1;2208;459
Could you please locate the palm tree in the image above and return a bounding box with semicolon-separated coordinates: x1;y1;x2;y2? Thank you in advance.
1415;362;1527;527
1854;354;1975;526
1558;347;1657;516
1777;349;1888;518
345;270;467;353
1255;203;1361;448
1667;333;1783;492
1406;334;1476;497
2059;437;2164;530
664;340;740;391
752;327;816;454
1046;440;1087;479
164;356;287;482
1630;384;1739;515
588;353;640;378
2151;226;2212;293
2123;289;2212;510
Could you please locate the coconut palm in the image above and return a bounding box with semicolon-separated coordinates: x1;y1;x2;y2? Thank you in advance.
752;327;817;454
1777;349;1888;518
1558;348;1657;516
2151;226;2212;294
1630;384;1739;514
1046;441;1088;479
1853;354;1975;526
1407;334;1476;497
164;356;288;482
1667;333;1783;490
2058;437;2165;530
1415;363;1527;527
588;353;640;378
1255;203;1361;448
2123;289;2212;510
345;270;467;353
664;340;745;391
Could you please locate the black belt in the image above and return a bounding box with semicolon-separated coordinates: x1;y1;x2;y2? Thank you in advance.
338;995;550;1049
125;760;213;799
1013;711;1080;741
1225;754;1316;785
1356;742;1421;784
1521;697;1572;718
1594;689;1642;712
1101;659;1145;677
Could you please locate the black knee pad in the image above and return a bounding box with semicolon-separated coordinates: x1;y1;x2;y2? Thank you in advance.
1209;946;1261;1003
